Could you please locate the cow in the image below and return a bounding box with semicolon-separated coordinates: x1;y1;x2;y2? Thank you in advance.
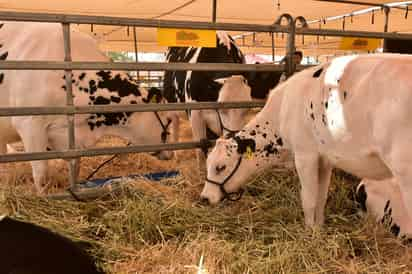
0;215;104;274
163;32;281;180
0;22;179;193
200;54;412;235
356;178;412;238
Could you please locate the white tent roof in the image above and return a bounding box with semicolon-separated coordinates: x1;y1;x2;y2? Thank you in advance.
0;0;410;55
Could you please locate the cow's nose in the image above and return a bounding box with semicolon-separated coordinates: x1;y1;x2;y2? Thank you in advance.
199;197;210;206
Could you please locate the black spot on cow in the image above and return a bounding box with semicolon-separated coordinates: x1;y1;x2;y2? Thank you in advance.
262;133;267;138
276;137;283;146
61;85;66;91
72;79;75;83
79;87;83;91
0;51;8;60
94;96;111;105
96;71;141;97
79;72;87;81
355;184;367;212
310;113;315;120
0;73;4;84
89;96;95;102
233;136;256;154
325;101;328;109
263;141;279;157
130;100;138;104
256;125;260;128
312;68;323;78
390;224;400;237
265;121;269;125
344;91;348;100
89;80;97;95
250;130;257;136
110;96;121;103
310;102;313;109
84;88;89;93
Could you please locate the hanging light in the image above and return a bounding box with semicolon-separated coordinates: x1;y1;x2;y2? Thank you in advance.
277;0;281;10
350;13;353;23
342;16;346;30
406;5;409;19
127;26;130;37
371;10;375;24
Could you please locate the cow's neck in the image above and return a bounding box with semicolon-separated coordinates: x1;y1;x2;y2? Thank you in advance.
232;87;287;169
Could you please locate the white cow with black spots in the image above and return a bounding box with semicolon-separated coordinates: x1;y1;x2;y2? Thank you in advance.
201;54;412;236
0;22;179;193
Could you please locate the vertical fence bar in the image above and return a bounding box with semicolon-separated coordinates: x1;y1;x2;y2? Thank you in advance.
62;23;77;188
132;26;139;80
383;6;390;52
285;24;296;78
212;0;217;23
271;32;275;62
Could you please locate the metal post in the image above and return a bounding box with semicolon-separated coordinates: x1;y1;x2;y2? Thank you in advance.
62;23;77;189
133;26;139;80
383;6;390;52
271;32;275;62
286;24;296;77
212;0;217;23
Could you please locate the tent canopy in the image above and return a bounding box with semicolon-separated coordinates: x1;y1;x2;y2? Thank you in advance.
0;0;410;56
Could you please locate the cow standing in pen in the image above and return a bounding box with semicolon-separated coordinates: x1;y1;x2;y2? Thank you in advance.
201;54;412;238
163;31;282;181
0;22;179;193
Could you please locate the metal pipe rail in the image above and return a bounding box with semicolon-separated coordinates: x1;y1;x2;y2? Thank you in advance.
0;11;288;33
0;102;266;117
0;61;295;71
0;141;215;163
1;11;412;40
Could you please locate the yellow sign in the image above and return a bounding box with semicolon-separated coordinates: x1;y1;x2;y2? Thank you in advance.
157;28;216;47
339;37;382;51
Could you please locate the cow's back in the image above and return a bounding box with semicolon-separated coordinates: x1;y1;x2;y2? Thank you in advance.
278;54;412;179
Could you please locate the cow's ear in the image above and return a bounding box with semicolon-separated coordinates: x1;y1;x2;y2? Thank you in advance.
214;77;228;84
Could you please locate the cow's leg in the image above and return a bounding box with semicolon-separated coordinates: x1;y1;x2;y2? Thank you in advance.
190;110;207;183
13;117;49;193
314;158;333;226
294;153;320;227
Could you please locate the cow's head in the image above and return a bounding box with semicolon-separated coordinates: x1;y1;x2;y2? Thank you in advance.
200;112;288;204
213;75;252;136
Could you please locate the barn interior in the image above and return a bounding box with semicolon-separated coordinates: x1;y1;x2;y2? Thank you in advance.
1;1;412;273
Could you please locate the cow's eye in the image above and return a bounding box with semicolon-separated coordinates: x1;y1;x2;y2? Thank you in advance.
215;164;226;174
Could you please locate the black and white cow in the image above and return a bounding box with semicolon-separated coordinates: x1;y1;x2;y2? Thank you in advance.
201;54;412;238
163;32;281;180
0;22;179;193
0;215;104;274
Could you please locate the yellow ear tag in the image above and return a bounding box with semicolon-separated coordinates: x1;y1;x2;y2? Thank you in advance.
150;94;157;103
245;146;253;160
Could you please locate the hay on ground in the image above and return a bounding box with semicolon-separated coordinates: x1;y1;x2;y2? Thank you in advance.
1;168;411;274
